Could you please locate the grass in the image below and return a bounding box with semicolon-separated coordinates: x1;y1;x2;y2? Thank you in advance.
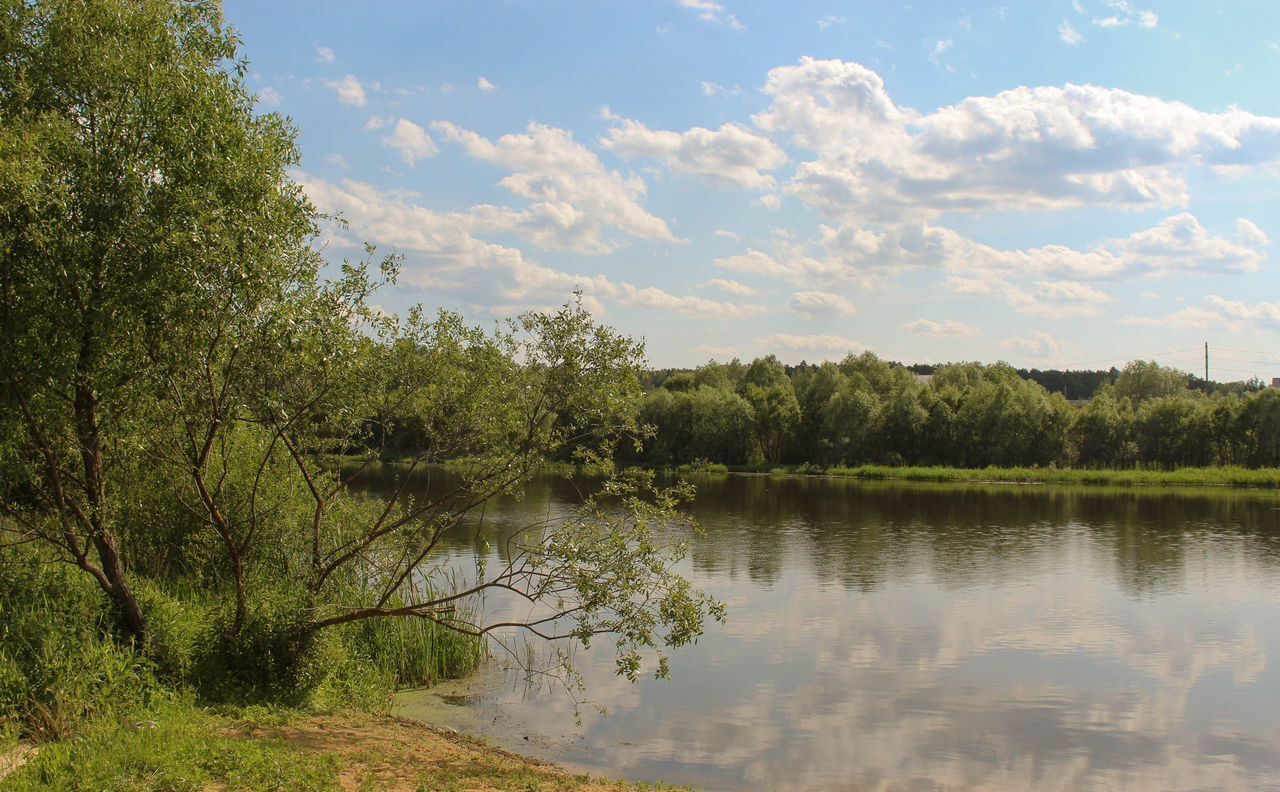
3;699;339;791
329;453;1280;491
3;701;683;792
747;464;1280;488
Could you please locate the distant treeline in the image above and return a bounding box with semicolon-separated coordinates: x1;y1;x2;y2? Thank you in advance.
622;355;1280;470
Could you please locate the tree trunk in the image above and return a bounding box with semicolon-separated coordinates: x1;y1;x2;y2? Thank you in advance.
75;382;148;641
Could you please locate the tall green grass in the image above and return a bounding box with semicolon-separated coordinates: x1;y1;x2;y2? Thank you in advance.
3;698;339;791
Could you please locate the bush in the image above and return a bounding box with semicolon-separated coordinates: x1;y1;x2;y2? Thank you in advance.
0;552;159;742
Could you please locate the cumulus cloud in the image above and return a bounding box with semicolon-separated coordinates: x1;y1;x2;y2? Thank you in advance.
601;119;787;190
901;319;980;338
789;290;856;318
477;76;498;92
756;333;867;358
316;46;335;63
1092;1;1158;29
431;120;682;252
754;57;1280;222
326;74;367;107
715;247;834;282
815;214;1269;284
1006;280;1116;317
676;0;744;31
299;174;746;319
617;284;765;319
322;153;350;170
381;119;438;166
700;278;762;297
1128;296;1280;332
1000;330;1062;359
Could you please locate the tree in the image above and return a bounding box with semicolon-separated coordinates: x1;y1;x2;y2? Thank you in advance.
1;0;721;692
1114;360;1190;405
1;0;313;638
741;356;800;463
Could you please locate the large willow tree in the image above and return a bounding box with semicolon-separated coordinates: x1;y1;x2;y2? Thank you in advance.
1;0;719;688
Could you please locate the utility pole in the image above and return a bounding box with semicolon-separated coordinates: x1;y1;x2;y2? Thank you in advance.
1205;342;1209;384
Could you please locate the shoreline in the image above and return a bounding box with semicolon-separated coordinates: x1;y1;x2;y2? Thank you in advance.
2;706;680;791
336;456;1280;491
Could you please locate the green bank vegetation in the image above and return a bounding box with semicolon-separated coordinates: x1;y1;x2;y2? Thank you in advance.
0;0;719;785
616;355;1280;473
675;463;1280;489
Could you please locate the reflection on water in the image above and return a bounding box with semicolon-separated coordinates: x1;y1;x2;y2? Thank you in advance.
358;468;1280;791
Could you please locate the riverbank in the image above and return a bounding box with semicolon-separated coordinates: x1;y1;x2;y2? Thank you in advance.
336;456;1280;490
658;462;1280;489
1;703;679;791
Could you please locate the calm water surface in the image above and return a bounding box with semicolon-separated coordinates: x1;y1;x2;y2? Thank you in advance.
360;469;1280;791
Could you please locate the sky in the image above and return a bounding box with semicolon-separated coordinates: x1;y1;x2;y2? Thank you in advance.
224;0;1280;379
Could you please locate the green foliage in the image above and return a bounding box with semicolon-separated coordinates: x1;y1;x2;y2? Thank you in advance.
3;0;721;749
631;355;1280;473
1114;360;1192;404
0;551;159;742
4;699;339;791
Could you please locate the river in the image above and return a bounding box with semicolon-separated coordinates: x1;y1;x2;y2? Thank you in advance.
357;468;1280;791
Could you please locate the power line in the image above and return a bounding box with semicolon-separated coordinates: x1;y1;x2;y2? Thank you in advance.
1063;347;1202;368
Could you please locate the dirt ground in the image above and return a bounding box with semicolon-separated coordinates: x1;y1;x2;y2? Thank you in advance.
226;714;677;792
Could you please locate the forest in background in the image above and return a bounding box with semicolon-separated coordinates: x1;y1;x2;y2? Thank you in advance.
378;355;1280;472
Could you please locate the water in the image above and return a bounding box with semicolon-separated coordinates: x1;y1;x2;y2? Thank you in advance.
358;468;1280;791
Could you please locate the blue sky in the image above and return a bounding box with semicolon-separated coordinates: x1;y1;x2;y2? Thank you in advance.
225;0;1280;379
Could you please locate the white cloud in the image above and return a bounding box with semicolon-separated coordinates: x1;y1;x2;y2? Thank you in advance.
755;58;1280;223
617;284;764;319
1119;296;1277;331
601;119;787;190
756;194;782;209
701;81;742;97
789;290;855;318
316;46;335;63
1001;331;1062;359
381;119;439;167
322;153;350;170
1072;0;1085;13
257;86;282;107
676;0;745;31
1121;305;1224;330
326;74;367;108
817;15;845;32
1205;296;1280;325
756;333;867;358
364;115;393;131
700;278;762;297
713;229;742;241
1006;280;1116;317
901;319;980;338
715;249;793;278
299;175;736;319
1059;19;1086;44
929;38;956;72
1092;1;1158;29
477;76;498;92
805;214;1268;311
432;120;682;253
